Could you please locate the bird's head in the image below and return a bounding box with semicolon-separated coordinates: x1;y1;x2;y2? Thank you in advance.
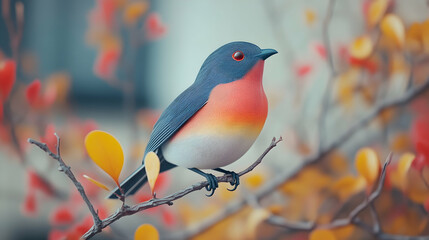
196;41;277;84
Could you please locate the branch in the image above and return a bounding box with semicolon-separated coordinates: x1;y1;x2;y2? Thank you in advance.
28;134;103;235
317;0;337;153
29;135;282;239
179;78;429;238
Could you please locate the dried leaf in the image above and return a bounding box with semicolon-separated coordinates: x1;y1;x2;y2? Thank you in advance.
355;147;380;184
144;151;160;196
85;130;124;185
349;35;373;59
380;14;405;48
134;224;159;240
83;174;110;191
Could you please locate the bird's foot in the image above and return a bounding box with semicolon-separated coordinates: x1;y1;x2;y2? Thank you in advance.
214;168;240;191
189;168;219;197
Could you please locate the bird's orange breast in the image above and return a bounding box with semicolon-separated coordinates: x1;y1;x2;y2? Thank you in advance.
171;60;268;140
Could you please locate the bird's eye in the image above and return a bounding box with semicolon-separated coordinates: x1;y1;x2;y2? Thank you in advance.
232;51;244;61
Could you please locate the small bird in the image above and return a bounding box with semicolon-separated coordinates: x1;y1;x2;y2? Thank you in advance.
109;41;277;198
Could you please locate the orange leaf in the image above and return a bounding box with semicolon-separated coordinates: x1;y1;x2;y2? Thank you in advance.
305;9;316;26
84;130;124;185
83;175;110;191
244;173;265;189
380;14;405;48
332;175;366;201
309;229;337;240
367;0;388;28
355;147;380;184
349;35;373;59
134;224;159;240
144;151;160;196
123;2;148;25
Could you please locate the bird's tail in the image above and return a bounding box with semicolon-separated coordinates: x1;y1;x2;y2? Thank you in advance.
107;155;176;199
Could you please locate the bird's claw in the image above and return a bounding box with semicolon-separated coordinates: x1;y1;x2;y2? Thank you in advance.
204;173;218;197
226;171;240;192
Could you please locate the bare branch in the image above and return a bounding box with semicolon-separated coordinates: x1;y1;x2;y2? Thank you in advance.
29;135;281;239
317;0;337;154
28;135;103;235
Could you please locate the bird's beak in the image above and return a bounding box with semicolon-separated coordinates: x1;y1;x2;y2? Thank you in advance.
256;49;278;60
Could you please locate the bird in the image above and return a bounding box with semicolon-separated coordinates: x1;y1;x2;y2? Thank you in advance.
108;41;277;199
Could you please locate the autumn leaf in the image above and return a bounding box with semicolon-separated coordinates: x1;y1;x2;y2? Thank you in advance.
49;205;74;225
380;14;405;48
26;79;42;107
144;151;160;196
134;224;159;240
309;229;337;240
145;13;167;40
85;130;124;185
349;35;373;59
123;1;148;25
0;59;16;101
304;9;316;26
366;0;389;28
83;174;110;191
355;147;380;185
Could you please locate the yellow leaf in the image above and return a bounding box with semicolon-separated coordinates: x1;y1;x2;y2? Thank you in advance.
367;0;388;28
124;2;149;26
83;175;110;191
309;229;337;240
349;35;373;59
244;173;265;189
355;148;380;184
144;152;160;196
406;22;423;53
331;175;366;201
390;153;414;191
134;224;159;240
380;14;405;48
85;130;124;185
246;208;270;239
305;9;316;26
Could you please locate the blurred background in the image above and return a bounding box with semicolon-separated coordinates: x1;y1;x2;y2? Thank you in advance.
1;0;429;239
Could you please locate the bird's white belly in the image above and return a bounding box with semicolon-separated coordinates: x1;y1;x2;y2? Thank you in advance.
161;134;257;169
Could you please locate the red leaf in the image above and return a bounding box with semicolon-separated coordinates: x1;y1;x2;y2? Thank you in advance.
295;64;313;78
73;215;93;236
411;116;429;148
40;124;57;154
81;119;98;137
93;49;120;80
50;206;75;226
313;43;326;59
145;13;167;40
412;154;427;171
0;98;3;122
0;60;16;101
26;79;42;108
48;229;66;240
98;0;116;27
162;209;176;227
21;190;37;217
28;169;55;196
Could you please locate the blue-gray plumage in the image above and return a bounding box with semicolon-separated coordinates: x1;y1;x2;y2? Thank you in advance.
108;42;277;199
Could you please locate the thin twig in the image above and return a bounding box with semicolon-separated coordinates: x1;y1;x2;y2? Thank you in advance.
317;0;337;154
28;134;103;235
266;154;391;231
179;78;429;239
29;135;282;239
